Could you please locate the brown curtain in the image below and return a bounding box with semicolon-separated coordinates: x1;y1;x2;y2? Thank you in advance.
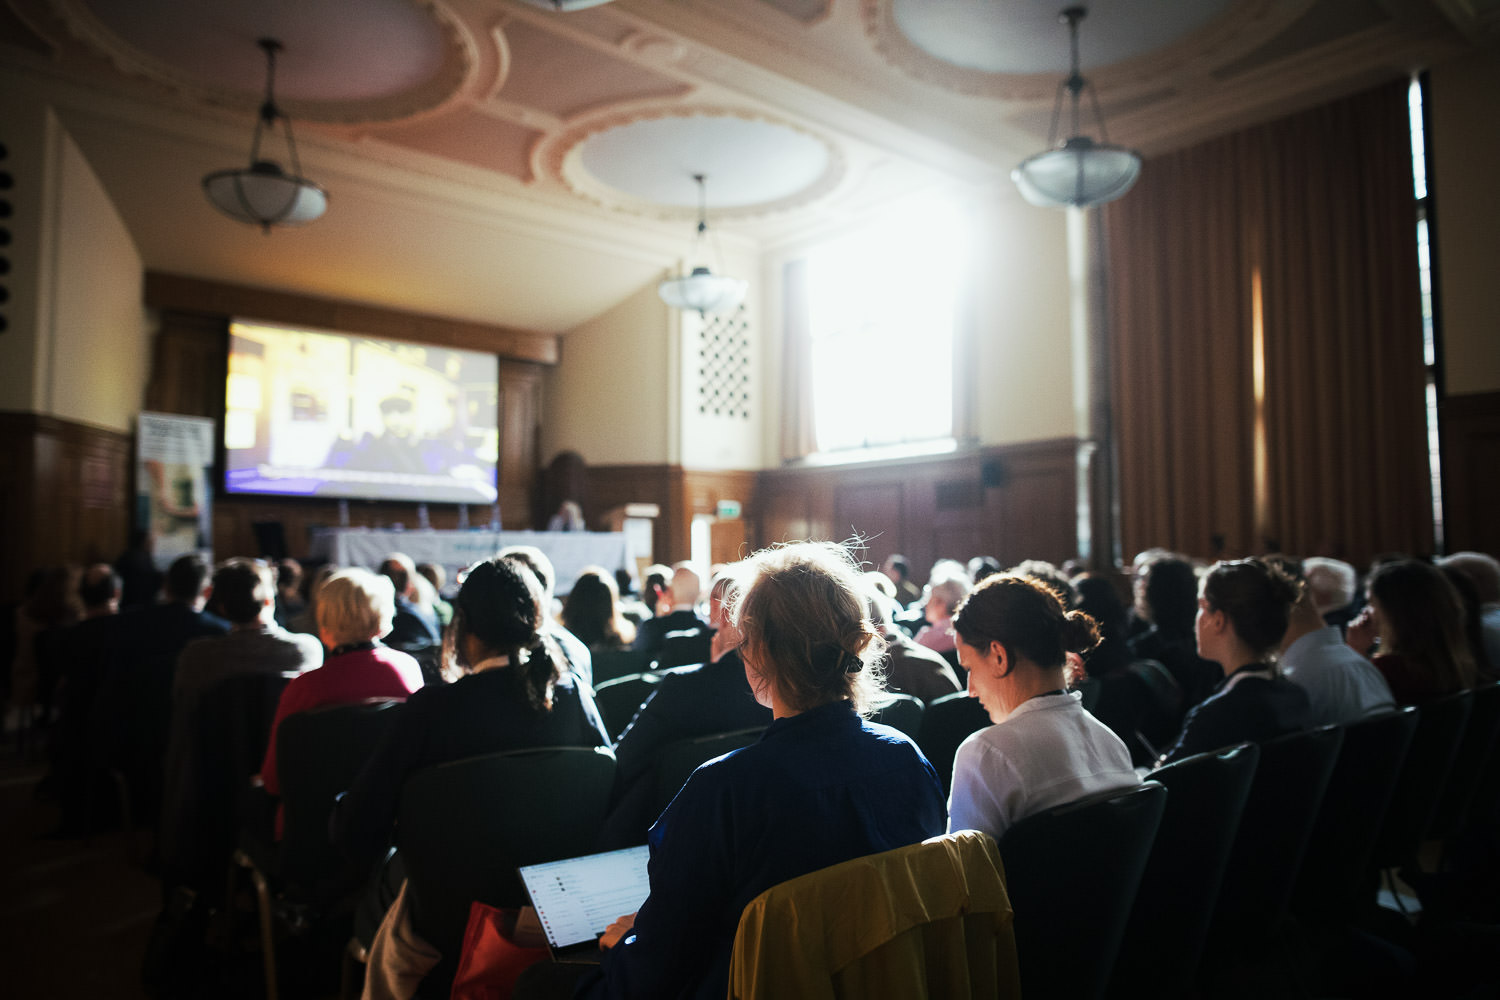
780;258;817;461
1104;79;1430;565
1254;81;1429;561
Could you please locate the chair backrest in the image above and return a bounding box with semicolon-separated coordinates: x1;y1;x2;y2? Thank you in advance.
999;782;1167;1000
915;692;992;793
1429;682;1500;839
277;699;406;894
1370;688;1473;871
1293;706;1418;920
590;647;652;686
651;727;765;817
1200;724;1343;980
396;745;617;957
657;629;713;669
728;830;1020;1000
594;672;663;740
870;693;925;740
1110;743;1259;1000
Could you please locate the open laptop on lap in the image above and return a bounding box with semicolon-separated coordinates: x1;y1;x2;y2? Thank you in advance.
518;844;652;965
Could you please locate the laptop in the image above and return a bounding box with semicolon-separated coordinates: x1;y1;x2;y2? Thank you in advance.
518;844;652;964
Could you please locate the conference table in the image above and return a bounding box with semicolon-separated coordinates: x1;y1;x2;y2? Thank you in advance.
308;528;634;594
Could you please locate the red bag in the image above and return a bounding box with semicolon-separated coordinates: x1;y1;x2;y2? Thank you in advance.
449;902;551;1000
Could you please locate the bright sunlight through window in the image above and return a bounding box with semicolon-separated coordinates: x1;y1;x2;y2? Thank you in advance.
806;201;965;455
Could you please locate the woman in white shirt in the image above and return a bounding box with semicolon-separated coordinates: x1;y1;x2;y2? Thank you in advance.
947;574;1139;840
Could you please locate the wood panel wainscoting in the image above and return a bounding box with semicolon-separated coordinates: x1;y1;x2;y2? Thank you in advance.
583;465;759;569
0;412;133;603
1440;391;1500;558
754;438;1083;582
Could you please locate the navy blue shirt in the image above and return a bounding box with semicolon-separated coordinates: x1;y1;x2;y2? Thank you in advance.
582;699;946;1000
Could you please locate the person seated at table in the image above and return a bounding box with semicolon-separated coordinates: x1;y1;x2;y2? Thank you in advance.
946;575;1138;840
1345;558;1476;705
258;568;424;836
1156;558;1311;766
537;541;945;1000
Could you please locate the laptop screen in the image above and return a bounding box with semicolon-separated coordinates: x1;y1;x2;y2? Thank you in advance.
518;845;652;951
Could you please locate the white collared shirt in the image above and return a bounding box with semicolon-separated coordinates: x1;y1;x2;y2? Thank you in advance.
1281;626;1395;726
947;691;1139;841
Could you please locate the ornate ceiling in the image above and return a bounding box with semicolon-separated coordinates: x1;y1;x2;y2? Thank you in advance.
0;0;1491;331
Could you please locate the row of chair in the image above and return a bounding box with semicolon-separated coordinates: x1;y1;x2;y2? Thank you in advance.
1000;683;1500;1000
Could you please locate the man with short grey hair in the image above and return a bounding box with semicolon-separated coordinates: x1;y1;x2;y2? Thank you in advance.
1437;551;1500;669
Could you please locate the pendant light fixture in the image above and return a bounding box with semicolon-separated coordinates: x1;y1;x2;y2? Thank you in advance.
657;174;748;316
1011;7;1141;209
202;38;328;233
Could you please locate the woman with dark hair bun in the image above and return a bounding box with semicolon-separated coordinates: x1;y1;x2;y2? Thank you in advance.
1156;558;1311;766
1347;559;1476;704
334;555;609;865
946;575;1139;841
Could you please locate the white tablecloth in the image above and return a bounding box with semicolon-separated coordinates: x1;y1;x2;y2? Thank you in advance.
308;529;633;593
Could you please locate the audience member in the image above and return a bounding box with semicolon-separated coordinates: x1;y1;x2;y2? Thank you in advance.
415;562;454;627
881;553;923;608
1156;558;1310;766
1128;553;1221;712
259;568;424;836
967;555;1003;585
561;567;637;652
914;560;971;660
287;564;338;636
1303;556;1361;631
946;574;1138;840
1438;552;1500;671
273;558;305;629
865;586;963;703
1276;558;1395;725
556;541;944;1000
630;562;712;658
113;529;162;612
6;567;78;740
335;557;609;994
48;564;125;833
1440;564;1496;681
378;553;443;653
498;544;593;687
604;575;772;843
1008;559;1078;608
1347;559;1476;704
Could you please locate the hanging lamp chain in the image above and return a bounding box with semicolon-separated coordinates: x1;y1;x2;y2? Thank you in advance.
248;37;307;178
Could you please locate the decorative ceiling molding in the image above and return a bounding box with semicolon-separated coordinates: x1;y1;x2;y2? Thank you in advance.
44;0;478;124
860;0;1318;106
536;104;847;221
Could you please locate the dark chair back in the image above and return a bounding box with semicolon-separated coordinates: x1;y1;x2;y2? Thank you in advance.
651;726;765;818
1200;724;1343;980
1370;689;1473;871
657;629;712;670
1293;706;1418;921
163;670;296;888
594;672;662;740
591;647;652;686
1000;782;1167;1000
915;691;992;793
1429;683;1500;840
397;746;616;959
870;692;925;740
1110;743;1259;1000
277;700;405;896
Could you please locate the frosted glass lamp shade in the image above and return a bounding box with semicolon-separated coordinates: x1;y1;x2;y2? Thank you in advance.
658;267;748;314
1012;137;1141;208
203;161;328;230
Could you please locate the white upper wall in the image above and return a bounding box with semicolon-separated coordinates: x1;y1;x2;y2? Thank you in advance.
0;94;147;433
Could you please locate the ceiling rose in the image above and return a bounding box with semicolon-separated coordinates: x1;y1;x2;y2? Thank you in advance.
556;109;843;218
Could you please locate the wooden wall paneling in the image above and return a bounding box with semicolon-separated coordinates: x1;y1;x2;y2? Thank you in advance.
833;481;904;564
0;413;131;602
144;272;559;365
1440;391;1500;557
498;362;543;530
146;311;228;418
585;465;679;566
984;441;1080;567
682;469;758;564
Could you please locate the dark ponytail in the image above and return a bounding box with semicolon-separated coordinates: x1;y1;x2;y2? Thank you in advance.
447;556;560;710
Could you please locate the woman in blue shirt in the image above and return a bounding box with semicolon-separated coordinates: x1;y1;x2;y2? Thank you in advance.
566;541;947;1000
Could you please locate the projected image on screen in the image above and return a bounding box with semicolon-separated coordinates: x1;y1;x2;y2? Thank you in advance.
224;321;499;504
